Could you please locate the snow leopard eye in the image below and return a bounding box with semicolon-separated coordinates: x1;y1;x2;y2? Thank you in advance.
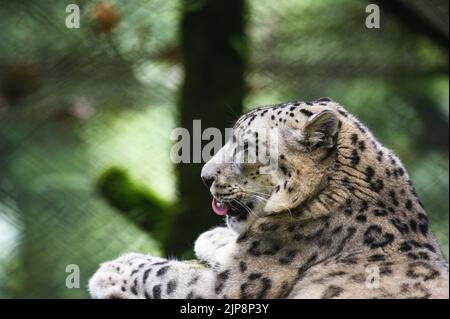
234;142;261;168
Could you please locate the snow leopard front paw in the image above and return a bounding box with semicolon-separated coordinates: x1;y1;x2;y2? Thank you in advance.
88;253;164;299
194;227;237;267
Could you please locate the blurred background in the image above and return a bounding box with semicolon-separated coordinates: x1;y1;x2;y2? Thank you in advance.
0;0;448;298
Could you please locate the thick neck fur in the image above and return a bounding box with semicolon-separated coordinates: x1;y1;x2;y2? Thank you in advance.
239;113;440;269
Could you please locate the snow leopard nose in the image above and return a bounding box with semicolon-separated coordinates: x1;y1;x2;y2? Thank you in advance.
201;175;215;189
201;161;218;189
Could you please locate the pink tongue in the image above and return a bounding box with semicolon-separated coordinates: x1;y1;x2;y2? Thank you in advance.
212;198;229;216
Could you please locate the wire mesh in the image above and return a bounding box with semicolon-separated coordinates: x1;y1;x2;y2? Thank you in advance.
0;0;448;298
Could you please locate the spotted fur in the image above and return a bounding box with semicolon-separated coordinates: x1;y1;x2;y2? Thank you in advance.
89;99;448;299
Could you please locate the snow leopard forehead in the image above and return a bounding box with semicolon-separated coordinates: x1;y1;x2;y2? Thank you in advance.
233;98;339;132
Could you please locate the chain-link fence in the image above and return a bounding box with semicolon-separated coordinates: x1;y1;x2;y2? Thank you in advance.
0;0;448;298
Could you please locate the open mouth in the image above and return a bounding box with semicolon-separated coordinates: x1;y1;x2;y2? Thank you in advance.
211;197;252;217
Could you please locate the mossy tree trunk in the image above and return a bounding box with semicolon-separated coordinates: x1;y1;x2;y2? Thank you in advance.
166;0;247;256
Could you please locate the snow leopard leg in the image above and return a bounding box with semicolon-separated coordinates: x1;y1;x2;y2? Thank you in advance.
194;227;238;268
89;253;219;299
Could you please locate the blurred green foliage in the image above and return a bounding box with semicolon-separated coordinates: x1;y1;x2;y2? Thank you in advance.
97;167;173;244
0;0;448;298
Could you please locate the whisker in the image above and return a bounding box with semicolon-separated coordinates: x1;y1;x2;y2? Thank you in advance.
285;206;294;220
233;199;252;216
235;198;259;219
241;190;270;199
252;194;268;203
227;200;238;210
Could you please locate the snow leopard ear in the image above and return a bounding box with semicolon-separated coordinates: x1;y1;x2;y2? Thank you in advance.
303;110;339;148
285;110;339;151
